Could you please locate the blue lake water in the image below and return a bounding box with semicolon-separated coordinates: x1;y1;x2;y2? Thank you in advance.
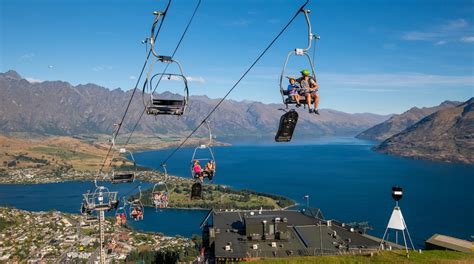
1;138;473;247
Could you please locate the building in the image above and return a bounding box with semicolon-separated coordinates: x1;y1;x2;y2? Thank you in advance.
425;234;472;253
200;208;386;262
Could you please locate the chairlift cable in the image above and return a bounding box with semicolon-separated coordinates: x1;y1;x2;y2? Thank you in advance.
159;0;310;167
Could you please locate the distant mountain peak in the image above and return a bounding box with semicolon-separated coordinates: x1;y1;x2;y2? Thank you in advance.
0;70;390;137
1;70;22;80
356;100;463;141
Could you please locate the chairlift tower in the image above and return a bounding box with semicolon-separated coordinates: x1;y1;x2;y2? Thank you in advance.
379;186;415;256
82;185;118;264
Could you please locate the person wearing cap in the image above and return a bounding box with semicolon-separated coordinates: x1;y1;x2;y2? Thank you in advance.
286;76;302;107
297;69;320;114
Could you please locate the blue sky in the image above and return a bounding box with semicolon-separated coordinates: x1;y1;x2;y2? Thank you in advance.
1;0;473;114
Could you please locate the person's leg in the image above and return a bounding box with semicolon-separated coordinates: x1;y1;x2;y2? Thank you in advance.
295;94;300;105
306;93;312;111
313;93;320;114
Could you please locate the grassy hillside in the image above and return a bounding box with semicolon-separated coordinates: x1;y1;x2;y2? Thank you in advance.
251;250;474;263
0;135;110;172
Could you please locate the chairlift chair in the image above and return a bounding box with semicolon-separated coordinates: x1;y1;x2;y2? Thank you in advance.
144;10;189;116
110;131;136;184
189;121;216;181
145;70;189;116
82;185;118;211
279;9;319;108
129;187;145;221
152;181;170;208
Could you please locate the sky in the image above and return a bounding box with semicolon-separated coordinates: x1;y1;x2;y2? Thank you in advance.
1;0;473;114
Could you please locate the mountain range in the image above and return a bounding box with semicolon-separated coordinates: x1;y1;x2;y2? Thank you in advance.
374;98;474;164
0;70;389;139
356;101;461;141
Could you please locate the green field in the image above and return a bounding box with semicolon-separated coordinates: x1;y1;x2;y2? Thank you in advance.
28;146;100;160
250;250;474;264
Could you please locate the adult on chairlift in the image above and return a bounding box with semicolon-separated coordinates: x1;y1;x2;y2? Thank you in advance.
297;69;320;114
203;160;216;181
193;160;203;181
153;190;169;208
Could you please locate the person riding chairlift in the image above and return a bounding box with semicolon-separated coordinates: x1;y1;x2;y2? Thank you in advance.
131;207;143;221
297;69;320;115
120;213;126;224
153;192;162;207
193;160;203;181
161;192;169;208
204;160;216;181
287;76;302;107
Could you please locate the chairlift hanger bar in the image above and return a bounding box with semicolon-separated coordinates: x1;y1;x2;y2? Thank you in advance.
122;0;201;153
96;0;172;176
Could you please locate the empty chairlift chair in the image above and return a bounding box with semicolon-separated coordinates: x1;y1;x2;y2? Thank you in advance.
144;10;190;116
111;148;136;184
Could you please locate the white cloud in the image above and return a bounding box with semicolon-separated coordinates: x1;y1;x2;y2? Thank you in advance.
187;76;205;84
228;19;252;26
401;31;438;41
460;36;474;43
321;72;474;88
26;77;43;83
401;18;471;44
92;65;113;72
441;19;468;31
165;75;205;84
267;18;280;24
129;75;137;80
20;53;35;60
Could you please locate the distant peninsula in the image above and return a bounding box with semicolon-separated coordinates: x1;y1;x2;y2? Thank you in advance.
374;98;474;164
131;180;295;211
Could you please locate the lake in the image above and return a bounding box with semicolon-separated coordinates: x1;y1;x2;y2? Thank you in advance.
0;138;472;247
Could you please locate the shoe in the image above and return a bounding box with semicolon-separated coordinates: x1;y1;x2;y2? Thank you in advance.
314;109;320;115
296;103;301;108
309;109;314;113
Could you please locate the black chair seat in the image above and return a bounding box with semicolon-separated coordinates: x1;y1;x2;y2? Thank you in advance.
191;182;202;199
285;97;308;105
146;106;184;115
147;99;185;115
112;173;134;184
275;110;299;142
152;99;185;106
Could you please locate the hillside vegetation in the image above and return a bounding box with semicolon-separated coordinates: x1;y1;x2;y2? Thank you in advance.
135;181;295;210
251;250;474;263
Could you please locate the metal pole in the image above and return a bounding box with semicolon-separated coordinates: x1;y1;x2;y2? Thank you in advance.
98;209;106;264
401;227;408;256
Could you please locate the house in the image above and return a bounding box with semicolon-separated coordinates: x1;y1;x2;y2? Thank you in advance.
425;234;472;253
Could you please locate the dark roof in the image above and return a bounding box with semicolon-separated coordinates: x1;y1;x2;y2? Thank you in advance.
207;210;384;259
